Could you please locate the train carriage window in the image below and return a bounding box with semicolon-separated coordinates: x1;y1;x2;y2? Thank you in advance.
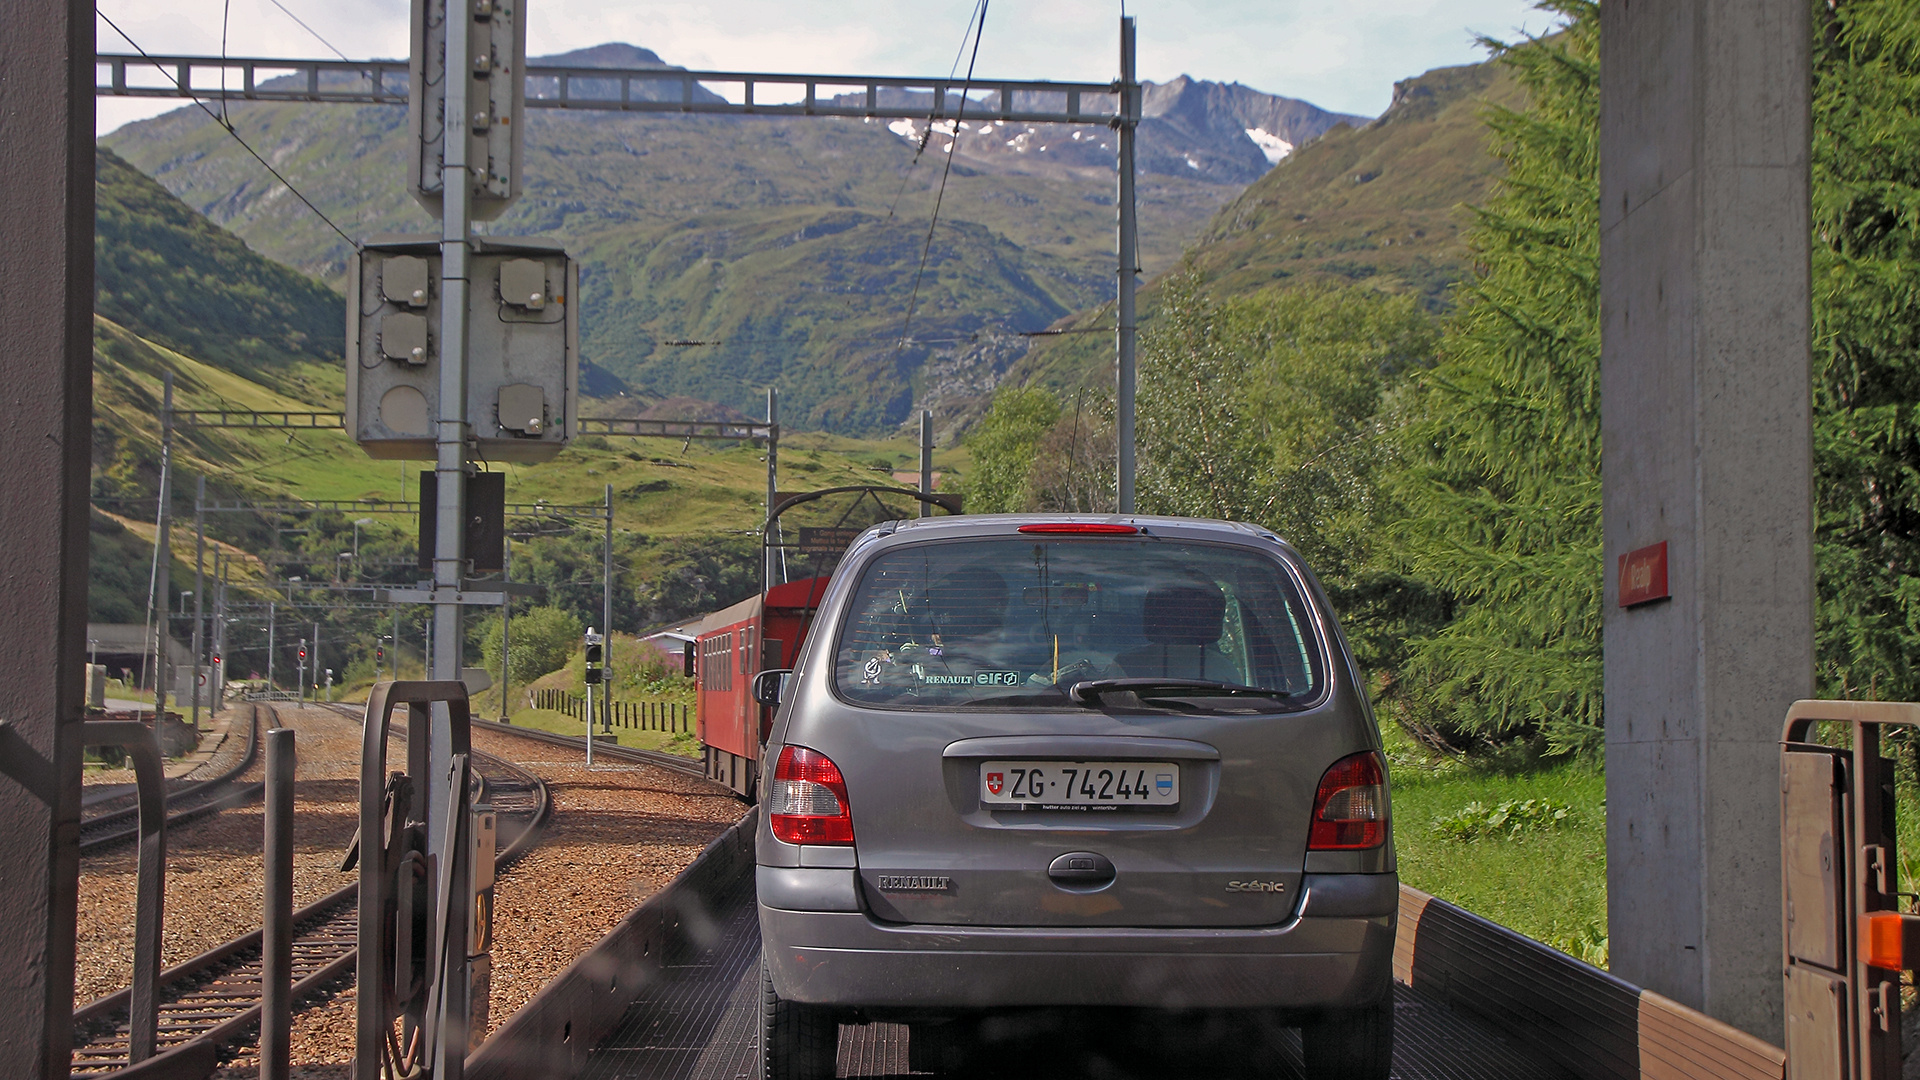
701;632;734;692
832;537;1324;711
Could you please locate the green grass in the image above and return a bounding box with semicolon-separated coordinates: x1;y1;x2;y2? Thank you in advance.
95;318;973;543
1388;734;1610;967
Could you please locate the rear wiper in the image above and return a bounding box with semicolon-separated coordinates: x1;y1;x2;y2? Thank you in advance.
1067;678;1304;707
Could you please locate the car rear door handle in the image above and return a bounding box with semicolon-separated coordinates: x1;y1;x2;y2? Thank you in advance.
1048;851;1116;889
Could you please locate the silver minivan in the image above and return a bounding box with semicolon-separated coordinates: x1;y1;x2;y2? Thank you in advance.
754;515;1396;1079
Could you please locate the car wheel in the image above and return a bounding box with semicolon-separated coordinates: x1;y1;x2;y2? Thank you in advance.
762;958;839;1080
907;1017;974;1075
1301;993;1393;1080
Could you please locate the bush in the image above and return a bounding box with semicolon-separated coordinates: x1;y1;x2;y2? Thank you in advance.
480;606;582;685
1430;798;1577;842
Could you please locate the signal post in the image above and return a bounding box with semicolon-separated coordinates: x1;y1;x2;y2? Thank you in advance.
344;0;571;1073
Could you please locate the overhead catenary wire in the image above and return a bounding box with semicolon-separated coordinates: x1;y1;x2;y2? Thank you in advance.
888;0;990;361
264;0;352;62
97;9;359;250
883;1;990;219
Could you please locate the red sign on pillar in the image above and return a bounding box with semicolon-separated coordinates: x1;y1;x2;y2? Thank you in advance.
1618;541;1670;608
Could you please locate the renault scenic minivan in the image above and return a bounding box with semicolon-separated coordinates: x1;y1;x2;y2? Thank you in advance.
754;515;1396;1079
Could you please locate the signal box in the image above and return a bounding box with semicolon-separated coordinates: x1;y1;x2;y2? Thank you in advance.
345;235;578;462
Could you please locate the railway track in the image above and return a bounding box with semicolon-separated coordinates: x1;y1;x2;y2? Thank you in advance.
69;706;551;1078
469;715;709;778
79;704;264;856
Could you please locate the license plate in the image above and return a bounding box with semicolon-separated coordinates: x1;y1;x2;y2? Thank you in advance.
980;761;1179;807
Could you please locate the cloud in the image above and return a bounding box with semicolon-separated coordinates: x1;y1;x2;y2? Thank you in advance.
97;0;1555;134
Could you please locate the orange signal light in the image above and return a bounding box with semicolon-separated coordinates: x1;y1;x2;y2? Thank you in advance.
1863;911;1906;970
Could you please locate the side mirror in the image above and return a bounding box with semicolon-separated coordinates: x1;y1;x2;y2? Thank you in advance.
752;668;794;709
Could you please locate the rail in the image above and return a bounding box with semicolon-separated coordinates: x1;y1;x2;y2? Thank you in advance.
68;705;551;1079
80;704;262;855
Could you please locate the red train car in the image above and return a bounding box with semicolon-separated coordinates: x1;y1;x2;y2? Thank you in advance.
693;576;829;797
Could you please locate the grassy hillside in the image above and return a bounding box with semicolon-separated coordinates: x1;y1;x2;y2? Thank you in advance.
1005;58;1520;396
87;154;972;646
1189;61;1519;303
95;147;343;389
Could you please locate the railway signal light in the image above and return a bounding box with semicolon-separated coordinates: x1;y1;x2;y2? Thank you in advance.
584;629;604;685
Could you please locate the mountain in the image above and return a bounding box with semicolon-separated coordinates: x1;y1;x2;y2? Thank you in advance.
94;147;343;389
533;43;727;103
101;43;1362;433
849;76;1364;185
1005;57;1521;394
1186;61;1520;301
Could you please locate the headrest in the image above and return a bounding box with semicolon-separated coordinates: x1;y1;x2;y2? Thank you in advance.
1141;584;1226;647
930;565;1007;639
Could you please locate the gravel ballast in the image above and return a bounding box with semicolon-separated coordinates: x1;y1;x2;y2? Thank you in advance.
98;708;750;1076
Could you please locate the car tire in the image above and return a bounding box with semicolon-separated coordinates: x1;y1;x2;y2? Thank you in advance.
907;1017;974;1075
1301;992;1394;1080
762;958;839;1080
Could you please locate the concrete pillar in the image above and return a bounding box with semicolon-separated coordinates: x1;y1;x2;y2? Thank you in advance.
0;0;94;1073
1599;0;1811;1043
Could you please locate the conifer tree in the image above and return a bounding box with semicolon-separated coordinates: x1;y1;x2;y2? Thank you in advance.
1384;2;1601;751
1810;0;1920;700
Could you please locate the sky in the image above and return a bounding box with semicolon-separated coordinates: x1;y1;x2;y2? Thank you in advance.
96;0;1557;136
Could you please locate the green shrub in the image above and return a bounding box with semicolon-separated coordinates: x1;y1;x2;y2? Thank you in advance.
480;606;583;685
1430;798;1576;842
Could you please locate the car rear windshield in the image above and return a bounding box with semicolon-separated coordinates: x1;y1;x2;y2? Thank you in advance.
832;537;1325;710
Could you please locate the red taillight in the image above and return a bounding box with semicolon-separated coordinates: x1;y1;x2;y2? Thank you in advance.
1016;522;1140;534
769;745;854;845
1308;752;1387;850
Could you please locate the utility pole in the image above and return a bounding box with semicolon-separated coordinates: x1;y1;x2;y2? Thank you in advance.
603;483;614;736
212;556;226;705
764;388;779;589
1114;16;1140;514
919;410;934;517
312;621;321;703
267;601;276;693
583;628;601;766
153;373;174;719
499;536;511;721
191;475;206;730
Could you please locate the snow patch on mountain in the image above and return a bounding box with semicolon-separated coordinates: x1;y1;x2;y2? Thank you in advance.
1244;127;1294;164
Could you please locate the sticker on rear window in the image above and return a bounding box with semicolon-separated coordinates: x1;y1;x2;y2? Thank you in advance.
917;670;1021;686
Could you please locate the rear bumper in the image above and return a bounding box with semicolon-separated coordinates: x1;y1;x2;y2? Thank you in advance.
759;870;1396;1011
